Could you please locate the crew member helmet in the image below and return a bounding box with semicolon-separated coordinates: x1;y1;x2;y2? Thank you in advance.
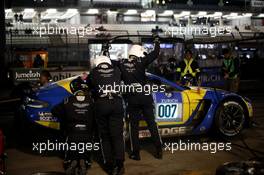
94;55;112;67
128;45;147;58
74;90;86;101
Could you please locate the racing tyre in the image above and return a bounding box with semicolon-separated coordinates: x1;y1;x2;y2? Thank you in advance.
215;161;264;175
215;101;246;137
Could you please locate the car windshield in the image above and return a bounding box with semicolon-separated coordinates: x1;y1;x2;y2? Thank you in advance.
146;73;186;92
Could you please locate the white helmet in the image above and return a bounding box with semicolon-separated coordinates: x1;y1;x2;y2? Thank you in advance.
93;55;112;67
128;45;147;58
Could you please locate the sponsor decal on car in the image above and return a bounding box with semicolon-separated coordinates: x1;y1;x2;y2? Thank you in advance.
155;97;183;122
38;112;57;122
139;127;193;138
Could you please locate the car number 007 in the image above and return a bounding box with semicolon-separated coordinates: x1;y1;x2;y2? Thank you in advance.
158;104;177;118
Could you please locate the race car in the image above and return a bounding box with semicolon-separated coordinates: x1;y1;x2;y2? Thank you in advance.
19;72;253;137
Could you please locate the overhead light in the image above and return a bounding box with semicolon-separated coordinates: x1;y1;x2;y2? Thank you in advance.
182;11;191;16
5;9;12;13
190;11;207;18
223;12;238;19
87;9;99;14
66;9;78;13
42;9;59;19
174;11;190;18
145;10;155;15
224;13;251;19
125;9;137;15
229;13;238;17
24;8;35;13
46;9;57;13
206;12;222;18
197;11;207;16
213;12;223;16
163;10;173;15
159;10;173;16
242;13;252;17
107;10;117;14
5;9;13;19
258;14;264;17
60;9;78;19
23;8;36;19
141;10;156;22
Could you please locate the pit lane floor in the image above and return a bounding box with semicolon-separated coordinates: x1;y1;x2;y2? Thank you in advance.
1;93;264;175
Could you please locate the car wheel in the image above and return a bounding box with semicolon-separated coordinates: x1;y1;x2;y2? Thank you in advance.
216;161;264;175
215;101;245;137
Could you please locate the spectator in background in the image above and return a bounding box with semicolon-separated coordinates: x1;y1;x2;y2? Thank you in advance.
116;13;123;24
163;57;178;82
14;13;18;22
40;70;52;87
13;54;24;68
221;48;240;93
33;54;44;68
19;14;23;22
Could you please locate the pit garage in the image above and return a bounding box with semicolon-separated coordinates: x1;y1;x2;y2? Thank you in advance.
0;0;264;175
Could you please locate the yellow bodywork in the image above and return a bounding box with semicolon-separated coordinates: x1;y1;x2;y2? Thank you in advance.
35;121;60;130
139;87;208;127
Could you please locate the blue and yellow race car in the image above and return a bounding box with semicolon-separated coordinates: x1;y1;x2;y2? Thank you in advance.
20;72;253;137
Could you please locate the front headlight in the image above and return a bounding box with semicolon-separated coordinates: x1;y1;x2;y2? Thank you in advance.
25;97;49;108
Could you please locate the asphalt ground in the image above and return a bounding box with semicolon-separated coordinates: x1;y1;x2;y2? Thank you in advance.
0;92;264;175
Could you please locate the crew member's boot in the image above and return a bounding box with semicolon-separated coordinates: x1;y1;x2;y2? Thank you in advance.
129;151;141;161
154;146;163;160
65;160;78;175
103;162;114;175
79;159;89;175
112;160;124;175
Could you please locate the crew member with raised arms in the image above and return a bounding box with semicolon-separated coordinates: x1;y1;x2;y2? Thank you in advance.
112;36;162;161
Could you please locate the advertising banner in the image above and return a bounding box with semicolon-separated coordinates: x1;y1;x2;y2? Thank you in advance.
11;68;88;85
200;67;225;88
251;0;264;7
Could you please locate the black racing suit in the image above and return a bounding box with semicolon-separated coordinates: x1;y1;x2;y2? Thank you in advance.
52;95;94;162
112;42;162;153
89;64;125;167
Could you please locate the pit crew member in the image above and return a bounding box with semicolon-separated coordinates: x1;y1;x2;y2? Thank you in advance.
52;89;94;175
89;55;125;175
221;48;240;92
112;36;163;161
176;49;201;86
